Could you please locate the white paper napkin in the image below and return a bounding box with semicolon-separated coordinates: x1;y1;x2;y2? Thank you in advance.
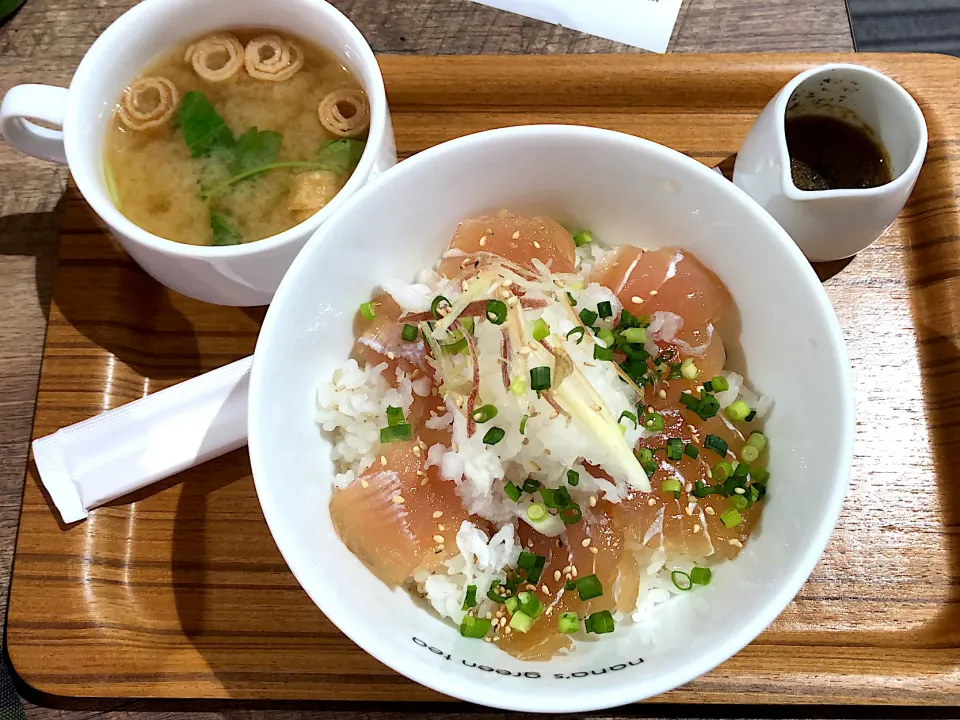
32;356;252;524
468;0;683;53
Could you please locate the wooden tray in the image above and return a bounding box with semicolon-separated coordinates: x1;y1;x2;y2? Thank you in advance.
8;53;960;706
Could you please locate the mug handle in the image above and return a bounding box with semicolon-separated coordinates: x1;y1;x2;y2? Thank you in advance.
0;84;69;164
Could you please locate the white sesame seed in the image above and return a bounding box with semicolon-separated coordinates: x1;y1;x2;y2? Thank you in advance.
479;236;487;246
519;346;530;355
685;483;693;493
433;534;445;544
728;538;744;547
437;544;445;551
438;524;446;531
533;241;541;249
502;278;512;287
484;636;492;643
432;510;443;519
565;573;573;581
486;611;493;619
486;227;494;235
420;477;429;486
682;389;692;394
571;566;578;577
685;505;693;516
412;445;421;457
545;606;554;615
648;497;657;506
387;351;395;361
584;361;597;367
631;296;643;304
734;487;746;494
541;585;550;594
658;389;667;399
590;546;599;554
647;406;654;413
527;539;535;548
505;626;512;634
380;456;387;467
392;495;405;504
592;405;602;412
550;411;559;420
554;570;562;582
462;280;470;291
706;469;713;479
649;289;658;296
500;289;511;299
581;538;591;548
416;470;427;477
693;524;701;533
562;565;571;574
360;479;370;489
589;496;597;507
508;296;519;307
512;231;520;240
526;583;537;592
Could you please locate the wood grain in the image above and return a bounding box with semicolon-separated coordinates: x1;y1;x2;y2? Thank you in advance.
5;53;959;707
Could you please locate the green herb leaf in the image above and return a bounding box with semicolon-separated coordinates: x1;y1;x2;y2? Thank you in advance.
231;127;283;175
316;139;366;174
176;91;234;158
209;210;241;246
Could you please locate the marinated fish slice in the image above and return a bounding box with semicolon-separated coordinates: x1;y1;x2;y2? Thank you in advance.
591;246;731;344
438;214;577;278
352;294;428;376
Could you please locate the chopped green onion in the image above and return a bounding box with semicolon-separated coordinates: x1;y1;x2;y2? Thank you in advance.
540;487;571;509
661;478;682;494
623;327;647;344
532;318;550;342
636;447;654;464
517;591;544;619
566;326;586;344
678;392;701;411
734;459;750;477
710;375;729;392
530;366;551;393
485;299;507;325
509;610;535;633
684;443;699;459
619;410;638;428
703;380;714;392
703;434;728;457
471;404;499;423
597;328;615;347
460;317;475;334
527;503;547;522
522;478;541;493
681;357;698;380
505;596;519;614
584;610;614;635
380;423;412;443
386;406;405;426
401;324;418;342
753;468;770;485
621;343;650;362
741;444;760;463
569;574;603;600
566;291;577;306
669;362;684;380
460;616;492;638
520;414;529;434
720;508;742;527
518;551;546;583
487;579;512;602
359;301;377;320
690;567;712;585
573;230;593;247
430;295;450;320
597;301;612;319
671;570;693;591
593;345;614;362
696;394;720;419
730;494;748;510
725;400;751;422
747;432;767;451
441;335;468;354
579;308;598;327
666;437;683;461
713;461;734;481
745;410;758;422
643;412;665;432
567;469;580;486
462;585;478;610
558;612;580;634
505;482;522;502
483;427;505;445
510;376;527;395
560;503;583;525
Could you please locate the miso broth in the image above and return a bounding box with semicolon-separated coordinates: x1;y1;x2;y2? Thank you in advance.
104;29;370;246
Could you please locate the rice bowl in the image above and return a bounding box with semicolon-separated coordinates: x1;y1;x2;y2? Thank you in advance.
248;125;853;712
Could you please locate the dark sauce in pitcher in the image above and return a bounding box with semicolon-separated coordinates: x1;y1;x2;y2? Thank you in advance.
786;115;892;191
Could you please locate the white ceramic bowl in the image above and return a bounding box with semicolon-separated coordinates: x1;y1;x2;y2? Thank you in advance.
248;125;854;712
0;0;396;306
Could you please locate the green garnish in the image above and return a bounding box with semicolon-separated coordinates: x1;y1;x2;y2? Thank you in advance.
522;478;541;493
745;409;758;422
661;477;682;494
430;295;450;319
527;503;547;522
518;551;546;583
594;345;614;362
483;427;505;445
747;431;767;451
471;404;498;423
485;299;507;324
636;447;654;464
566;574;603;600
690;567;712;585
231;126;282;174
566;326;586;344
619;410;638;428
385;406;404;426
584;610;614;634
573;230;593;247
530;366;551;393
460;616;492;638
509;610;535;633
558;612;580;634
710;375;730;392
401;324;418;342
566;469;580;486
177;91;235;158
540;486;571;509
596;328;615;347
520;414;529;434
725;400;751;422
671;570;693;591
665;437;683;461
359;301;377;320
703;434;728;457
642;412;665;432
713;461;734;480
566;291;577;306
532;318;550;342
741;444;760;463
579;308;598;327
560;504;582;524
730;494;749;509
462;585;478;610
517;591;544;619
623;327;647;344
597;301;612;319
505;596;519;614
720;508;743;527
316;138;365;173
684;443;699;459
505;482;522;502
487;579;512;602
209;209;242;246
379;423;411;443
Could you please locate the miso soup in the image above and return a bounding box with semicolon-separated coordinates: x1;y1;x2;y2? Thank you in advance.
104;29;370;246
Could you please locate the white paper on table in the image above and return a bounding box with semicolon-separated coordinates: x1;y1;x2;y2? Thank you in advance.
468;0;683;53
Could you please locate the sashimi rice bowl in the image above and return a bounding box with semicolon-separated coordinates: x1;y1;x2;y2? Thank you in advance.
248;126;853;711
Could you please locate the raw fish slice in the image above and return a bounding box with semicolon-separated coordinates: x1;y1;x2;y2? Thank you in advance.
352;294;429;377
591;246;731;344
438;214;577;278
330;441;468;588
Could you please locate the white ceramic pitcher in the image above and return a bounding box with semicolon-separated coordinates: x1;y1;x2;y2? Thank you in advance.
734;63;927;262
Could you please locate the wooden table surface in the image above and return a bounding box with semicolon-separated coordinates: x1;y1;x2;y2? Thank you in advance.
0;0;852;717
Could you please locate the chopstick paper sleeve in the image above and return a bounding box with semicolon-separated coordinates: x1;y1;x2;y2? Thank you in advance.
31;356;252;524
